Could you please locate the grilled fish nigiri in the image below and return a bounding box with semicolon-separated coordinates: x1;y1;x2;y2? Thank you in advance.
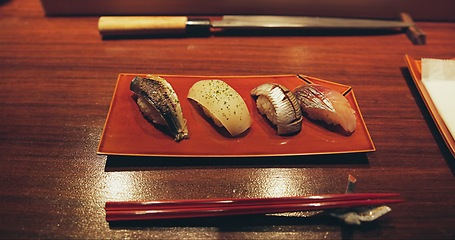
130;75;189;142
293;84;356;133
251;83;303;135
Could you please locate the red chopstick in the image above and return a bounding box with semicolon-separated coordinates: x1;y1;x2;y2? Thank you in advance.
106;193;400;210
105;193;403;221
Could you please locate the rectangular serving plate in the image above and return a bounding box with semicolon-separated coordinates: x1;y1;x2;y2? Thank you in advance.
405;55;455;158
97;74;375;157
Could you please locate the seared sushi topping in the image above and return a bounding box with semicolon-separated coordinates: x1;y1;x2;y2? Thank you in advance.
300;85;336;113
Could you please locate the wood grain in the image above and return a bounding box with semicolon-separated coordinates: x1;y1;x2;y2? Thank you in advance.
1;0;455;239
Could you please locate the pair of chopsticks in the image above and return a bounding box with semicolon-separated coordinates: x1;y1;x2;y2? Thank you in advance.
105;193;403;221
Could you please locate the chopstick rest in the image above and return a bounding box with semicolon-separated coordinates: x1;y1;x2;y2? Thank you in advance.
400;13;426;45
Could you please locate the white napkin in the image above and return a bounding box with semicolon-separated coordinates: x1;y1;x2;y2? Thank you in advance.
421;58;455;139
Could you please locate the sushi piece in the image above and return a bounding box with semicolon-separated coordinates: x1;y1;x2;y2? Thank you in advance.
251;83;303;135
130;74;189;142
187;79;251;137
293;84;356;133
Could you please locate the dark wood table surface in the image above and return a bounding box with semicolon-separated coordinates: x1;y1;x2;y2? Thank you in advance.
2;0;455;239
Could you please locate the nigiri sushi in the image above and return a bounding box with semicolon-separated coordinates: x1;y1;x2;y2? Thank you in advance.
251;83;303;135
187;79;251;137
130;74;189;142
293;84;356;133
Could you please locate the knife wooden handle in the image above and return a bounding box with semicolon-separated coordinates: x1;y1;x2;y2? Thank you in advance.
98;16;188;36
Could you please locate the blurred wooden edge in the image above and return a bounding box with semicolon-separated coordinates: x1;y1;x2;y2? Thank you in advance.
40;0;455;22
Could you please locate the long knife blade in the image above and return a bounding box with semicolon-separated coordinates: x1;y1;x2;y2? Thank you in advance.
98;15;413;37
212;15;412;29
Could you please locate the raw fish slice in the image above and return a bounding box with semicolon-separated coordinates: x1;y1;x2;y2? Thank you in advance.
293;84;356;133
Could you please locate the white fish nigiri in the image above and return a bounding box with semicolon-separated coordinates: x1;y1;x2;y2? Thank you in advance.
251;83;303;135
293;84;356;133
187;79;251;137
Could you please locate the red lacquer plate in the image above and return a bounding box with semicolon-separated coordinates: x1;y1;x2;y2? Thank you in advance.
405;55;455;158
97;74;375;157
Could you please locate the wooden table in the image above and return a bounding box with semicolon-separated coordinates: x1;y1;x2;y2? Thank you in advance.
2;0;455;239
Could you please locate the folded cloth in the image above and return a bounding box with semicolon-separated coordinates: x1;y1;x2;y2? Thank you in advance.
421;58;455;139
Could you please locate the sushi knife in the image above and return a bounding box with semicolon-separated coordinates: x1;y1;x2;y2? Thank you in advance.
98;15;413;37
